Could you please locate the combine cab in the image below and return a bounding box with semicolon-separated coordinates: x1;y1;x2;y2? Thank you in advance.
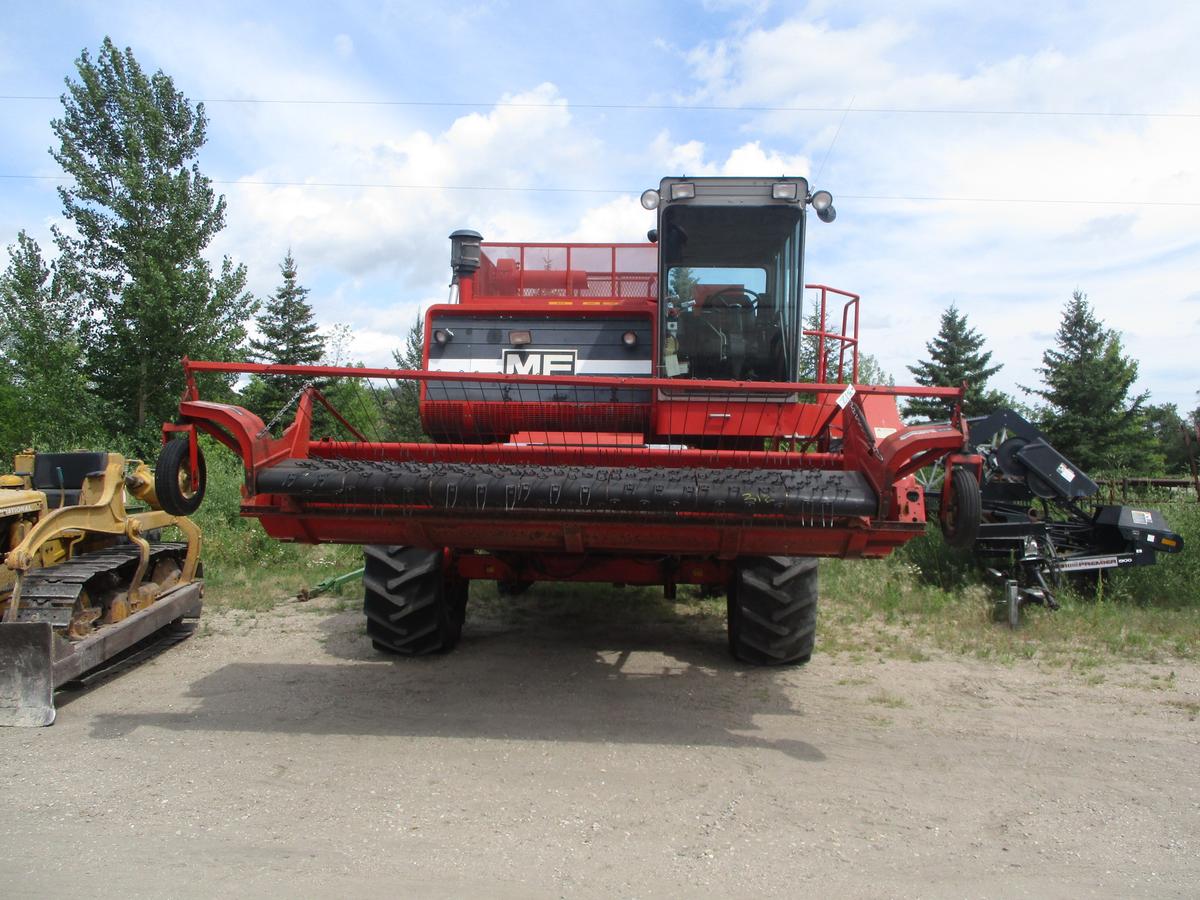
162;176;980;665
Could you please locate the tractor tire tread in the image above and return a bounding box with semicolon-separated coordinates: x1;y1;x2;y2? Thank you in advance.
363;545;463;657
727;556;818;666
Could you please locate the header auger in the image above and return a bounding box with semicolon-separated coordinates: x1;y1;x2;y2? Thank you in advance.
160;176;982;665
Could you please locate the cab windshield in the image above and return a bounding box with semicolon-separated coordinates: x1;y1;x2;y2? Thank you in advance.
659;205;803;382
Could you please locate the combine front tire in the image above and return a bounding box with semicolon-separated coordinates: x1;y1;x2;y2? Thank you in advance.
363;546;465;656
727;556;818;666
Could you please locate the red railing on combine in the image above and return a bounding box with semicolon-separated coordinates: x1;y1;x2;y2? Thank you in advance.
805;285;860;384
474;244;658;300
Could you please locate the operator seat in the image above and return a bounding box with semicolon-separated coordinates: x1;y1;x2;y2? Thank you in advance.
32;452;110;508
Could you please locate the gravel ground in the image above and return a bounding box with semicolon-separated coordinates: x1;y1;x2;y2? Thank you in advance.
2;591;1198;899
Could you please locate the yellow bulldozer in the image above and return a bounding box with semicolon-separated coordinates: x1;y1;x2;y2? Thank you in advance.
0;449;203;726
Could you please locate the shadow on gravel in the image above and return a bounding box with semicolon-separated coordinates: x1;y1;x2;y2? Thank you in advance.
87;609;825;761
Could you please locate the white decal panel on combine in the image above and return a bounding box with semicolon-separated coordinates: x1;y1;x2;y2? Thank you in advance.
501;349;577;376
427;357;651;375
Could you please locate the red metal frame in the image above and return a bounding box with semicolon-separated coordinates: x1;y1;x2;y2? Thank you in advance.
473;242;657;302
166;249;974;583
804;285;861;384
168;359;968;576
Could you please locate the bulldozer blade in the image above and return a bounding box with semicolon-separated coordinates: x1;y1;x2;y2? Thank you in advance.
0;623;56;726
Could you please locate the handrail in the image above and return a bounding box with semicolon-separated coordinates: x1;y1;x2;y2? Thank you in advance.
181;358;963;400
802;285;860;384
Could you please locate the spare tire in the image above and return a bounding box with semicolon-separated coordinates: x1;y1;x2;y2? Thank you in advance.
941;467;981;549
155;438;207;516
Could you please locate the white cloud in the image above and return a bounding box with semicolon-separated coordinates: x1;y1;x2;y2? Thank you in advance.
567;196;653;243
213;81;606;294
650;132;810;177
668;9;1200;408
6;4;1196;410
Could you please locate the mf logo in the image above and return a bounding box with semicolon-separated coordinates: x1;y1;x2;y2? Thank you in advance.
501;349;577;376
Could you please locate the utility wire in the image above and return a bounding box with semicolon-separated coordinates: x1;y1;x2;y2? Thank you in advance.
4;173;1199;207
1;94;1197;118
815;95;854;180
0;173;626;195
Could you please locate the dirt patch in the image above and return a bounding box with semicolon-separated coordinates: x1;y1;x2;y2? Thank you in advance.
2;591;1198;898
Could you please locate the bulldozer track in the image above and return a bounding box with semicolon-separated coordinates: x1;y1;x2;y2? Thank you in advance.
63;620;196;690
15;542;188;626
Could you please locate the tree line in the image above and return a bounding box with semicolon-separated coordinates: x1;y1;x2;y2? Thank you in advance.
0;39;419;457
899;296;1198;474
1;39;1196;476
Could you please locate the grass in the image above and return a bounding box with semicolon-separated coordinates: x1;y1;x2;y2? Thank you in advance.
175;437;364;611
1167;699;1200;720
1104;498;1199;608
186;436;1200;667
815;542;1200;666
867;690;908;709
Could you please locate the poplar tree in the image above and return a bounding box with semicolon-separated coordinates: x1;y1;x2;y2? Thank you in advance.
1142;402;1190;474
798;305;891;385
50;38;254;449
0;231;97;452
904;304;1007;421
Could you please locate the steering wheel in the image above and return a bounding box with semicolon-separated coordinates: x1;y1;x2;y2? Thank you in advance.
706;287;761;309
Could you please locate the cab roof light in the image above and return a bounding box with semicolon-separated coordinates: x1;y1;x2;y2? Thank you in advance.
772;182;800;201
669;182;696;201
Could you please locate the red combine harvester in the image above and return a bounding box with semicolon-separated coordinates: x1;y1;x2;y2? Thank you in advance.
158;176;982;665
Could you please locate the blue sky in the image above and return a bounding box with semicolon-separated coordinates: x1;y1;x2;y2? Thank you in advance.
2;1;1198;411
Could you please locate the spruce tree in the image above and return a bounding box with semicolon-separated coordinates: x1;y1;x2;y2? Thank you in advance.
50;38;254;449
904;304;1007;421
1026;291;1159;473
243;251;325;421
386;315;426;441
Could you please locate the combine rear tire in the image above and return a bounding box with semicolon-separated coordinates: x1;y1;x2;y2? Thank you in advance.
727;556;818;666
363;546;465;656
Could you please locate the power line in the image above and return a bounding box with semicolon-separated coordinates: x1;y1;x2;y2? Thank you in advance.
0;173;625;195
839;194;1200;208
5;173;1199;207
1;94;1197;119
815;95;855;180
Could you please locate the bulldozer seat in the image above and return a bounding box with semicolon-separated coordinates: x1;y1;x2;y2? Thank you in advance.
32;452;110;508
